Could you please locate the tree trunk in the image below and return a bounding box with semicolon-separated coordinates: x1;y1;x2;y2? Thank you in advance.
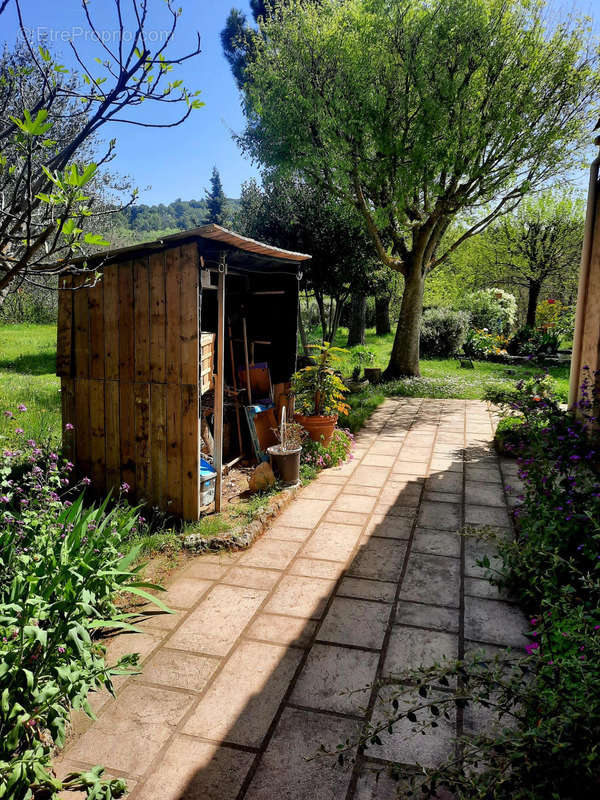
346;293;367;347
297;304;308;353
375;295;391;335
328;297;345;343
315;291;327;343
383;263;424;379
526;280;541;328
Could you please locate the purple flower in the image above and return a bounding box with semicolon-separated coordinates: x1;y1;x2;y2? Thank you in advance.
0;496;10;504
17;404;27;412
81;477;91;486
120;482;130;493
525;642;540;655
65;422;74;431
4;410;14;419
15;428;24;435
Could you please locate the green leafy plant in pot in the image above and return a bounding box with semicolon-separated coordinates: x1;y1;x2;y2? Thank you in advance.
291;342;350;446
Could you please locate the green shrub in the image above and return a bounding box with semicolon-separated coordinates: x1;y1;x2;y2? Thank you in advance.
463;328;510;359
301;427;354;471
420;308;469;357
0;412;169;799
507;325;561;356
493;416;525;455
457;288;517;334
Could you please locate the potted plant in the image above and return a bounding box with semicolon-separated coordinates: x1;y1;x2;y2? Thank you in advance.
291;342;350;446
267;419;305;486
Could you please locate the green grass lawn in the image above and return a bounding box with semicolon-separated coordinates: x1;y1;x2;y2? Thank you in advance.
316;326;571;431
0;324;61;448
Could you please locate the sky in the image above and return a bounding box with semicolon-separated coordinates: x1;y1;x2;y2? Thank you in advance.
1;0;260;204
1;0;598;206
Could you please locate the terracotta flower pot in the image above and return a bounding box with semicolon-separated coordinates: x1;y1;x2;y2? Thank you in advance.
294;413;338;446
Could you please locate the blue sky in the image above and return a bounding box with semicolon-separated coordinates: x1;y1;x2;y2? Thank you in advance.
1;0;259;204
1;1;598;205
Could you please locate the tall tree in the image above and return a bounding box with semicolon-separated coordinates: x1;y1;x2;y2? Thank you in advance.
204;166;228;225
236;175;376;343
0;0;202;305
478;192;584;327
239;0;599;377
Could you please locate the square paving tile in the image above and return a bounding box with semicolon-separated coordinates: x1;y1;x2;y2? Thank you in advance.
464;576;510;601
276;498;332;529
246;613;317;648
364;514;412;540
465;481;506;507
289;557;346;580
141;649;218;692
425;472;463;494
348;537;407;582
348;465;392;487
412;528;461;558
399;554;460;608
67;683;195;776
168;585;268;656
302;522;364;561
300;482;343;500
244;708;359;800
343;483;381;497
391;461;429;477
465;504;510;528
465;464;501;483
267;525;313;542
332;493;378;515
318;596;391;650
324;509;370;526
362;453;397;468
464;537;503;579
135;735;255;800
354;765;455;800
464;596;527;648
184;641;302;747
369;687;455;768
222;566;282;591
265;575;335;619
291;643;379;715
383;626;458;674
430;457;463;473
423;490;462;505
239;537;302;570
182;561;229;580
152;575;210;609
394;601;459;633
418;501;461;531
103;630;162;666
337;577;396;603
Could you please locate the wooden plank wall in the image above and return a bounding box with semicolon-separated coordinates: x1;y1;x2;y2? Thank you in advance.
56;243;201;519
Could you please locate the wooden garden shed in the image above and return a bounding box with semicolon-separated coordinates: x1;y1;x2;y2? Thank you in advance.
57;225;311;519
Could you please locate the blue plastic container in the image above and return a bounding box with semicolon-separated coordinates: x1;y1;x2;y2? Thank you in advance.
200;458;217;506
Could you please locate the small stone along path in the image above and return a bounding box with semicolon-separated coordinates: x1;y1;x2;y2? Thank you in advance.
56;398;528;800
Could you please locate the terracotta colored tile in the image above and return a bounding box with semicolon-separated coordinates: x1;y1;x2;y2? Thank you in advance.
361;453;396;467
181;560;229;580
291;643;379;715
103;630;162;666
302;521;363;562
239;537;301;569
300;482;342;500
349;537;407;582
333;492;378;515
265;575;334;619
324;509;369;526
137;609;180;632
318;596;391;650
246;613;317;648
198;551;241;565
391;460;429;477
244;708;359;800
430;457;463;473
316;473;348;485
369;441;403;455
184;641;302;747
290;557;346;580
167;585;267;656
67;684;195;776
222;566;281;590
266;524;313;542
337;576;396;603
160;577;213;609
135;735;255;800
141;648;218;692
347;465;391;487
342;483;381;497
399;447;432;461
276;498;332;528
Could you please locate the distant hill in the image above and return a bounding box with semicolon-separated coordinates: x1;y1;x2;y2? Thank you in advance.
113;197;241;246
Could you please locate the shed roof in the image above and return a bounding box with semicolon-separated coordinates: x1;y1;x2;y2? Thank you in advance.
69;224;311;268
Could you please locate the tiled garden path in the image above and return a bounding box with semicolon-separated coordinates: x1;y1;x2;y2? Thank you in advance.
56;398;528;799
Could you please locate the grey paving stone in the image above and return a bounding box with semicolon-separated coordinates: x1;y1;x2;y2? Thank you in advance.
318;596;392;650
338;577;397;603
348;537;408;582
465;504;511;528
418;501;461;531
383;626;458;674
464;596;528;648
394;602;459;633
399;554;460;608
412;528;461;558
244;708;360;800
464;480;506;508
291;643;379;715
